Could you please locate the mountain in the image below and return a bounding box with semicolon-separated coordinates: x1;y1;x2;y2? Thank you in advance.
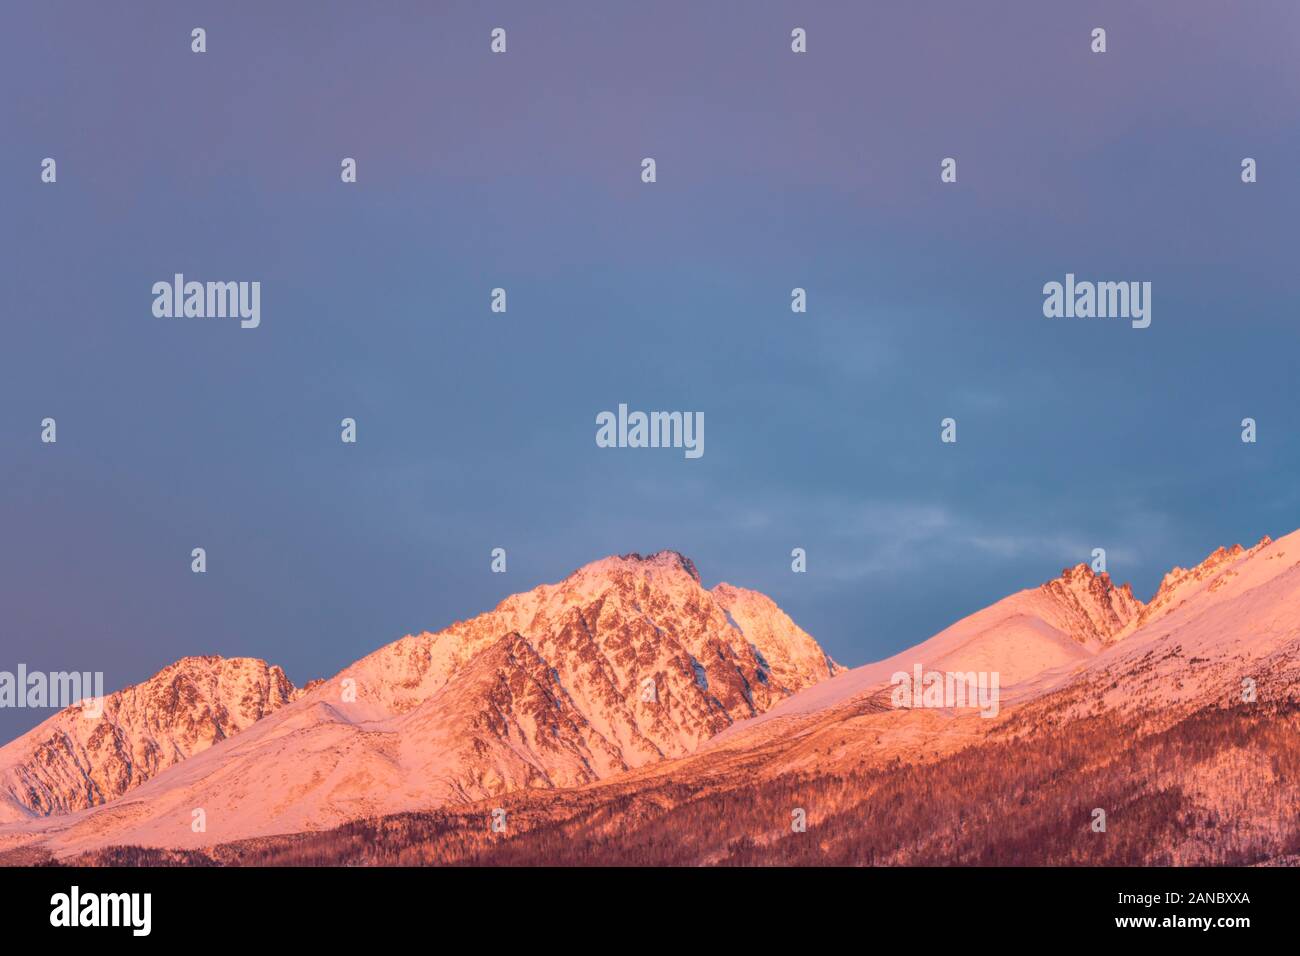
1019;533;1296;719
6;533;1300;866
711;556;1143;742
125;530;1296;868
710;532;1293;765
0;657;302;822
0;551;837;854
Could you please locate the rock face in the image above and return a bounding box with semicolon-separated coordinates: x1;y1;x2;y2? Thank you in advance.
331;550;840;771
1127;537;1273;634
0;551;839;850
1038;563;1142;644
712;582;840;693
1049;534;1297;718
0;657;301;820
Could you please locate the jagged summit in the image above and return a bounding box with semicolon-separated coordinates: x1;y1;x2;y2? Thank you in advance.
1150;537;1272;598
1045;561;1135;598
1127;534;1276;633
715;528;1300;747
1039;563;1142;644
0;656;302;820
1039;534;1277;643
574;549;702;583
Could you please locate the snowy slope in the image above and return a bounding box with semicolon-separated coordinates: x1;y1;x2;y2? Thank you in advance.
712;561;1141;741
1023;532;1298;716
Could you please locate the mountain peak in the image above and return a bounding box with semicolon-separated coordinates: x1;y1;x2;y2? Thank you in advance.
0;655;301;820
575;549;702;583
1038;562;1142;644
1133;534;1277;632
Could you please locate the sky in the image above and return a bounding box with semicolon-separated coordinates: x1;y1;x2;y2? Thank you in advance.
2;1;1299;739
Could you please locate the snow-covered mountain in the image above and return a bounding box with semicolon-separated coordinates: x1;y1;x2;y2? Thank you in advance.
711;555;1143;739
5;533;1298;864
0;551;837;852
1023;533;1297;719
0;657;302;822
704;531;1297;779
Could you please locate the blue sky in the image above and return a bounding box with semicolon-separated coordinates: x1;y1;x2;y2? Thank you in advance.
3;1;1299;738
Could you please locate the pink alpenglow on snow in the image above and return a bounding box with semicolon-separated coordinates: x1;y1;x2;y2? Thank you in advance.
2;534;1298;866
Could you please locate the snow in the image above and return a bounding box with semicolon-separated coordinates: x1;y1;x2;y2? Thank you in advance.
7;532;1298;859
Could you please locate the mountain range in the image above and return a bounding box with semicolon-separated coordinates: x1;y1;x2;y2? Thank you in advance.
2;534;1298;866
